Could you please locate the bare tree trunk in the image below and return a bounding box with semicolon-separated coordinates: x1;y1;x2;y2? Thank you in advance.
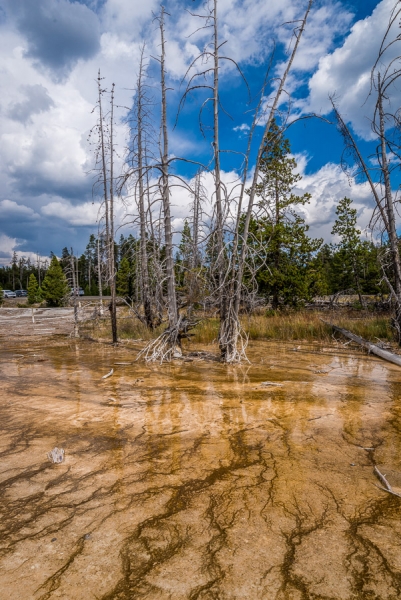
137;8;184;362
272;184;280;310
353;258;366;309
192;172;201;271
160;7;178;331
37;254;41;287
212;0;226;331
97;71;110;280
187;171;203;318
136;46;154;329
109;83;118;344
71;252;79;338
97;238;104;316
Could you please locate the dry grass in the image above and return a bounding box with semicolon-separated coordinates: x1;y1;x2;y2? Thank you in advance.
80;307;395;346
243;312;330;342
190;311;394;345
80;309;165;342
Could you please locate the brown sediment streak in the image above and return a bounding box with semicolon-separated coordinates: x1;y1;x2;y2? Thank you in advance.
0;338;401;598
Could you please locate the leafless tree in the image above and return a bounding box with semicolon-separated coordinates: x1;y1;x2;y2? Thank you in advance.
331;1;401;340
91;71;118;342
109;83;118;344
181;0;314;361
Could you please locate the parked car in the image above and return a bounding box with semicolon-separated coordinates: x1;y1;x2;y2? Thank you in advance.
70;288;85;296
2;290;16;298
15;290;28;297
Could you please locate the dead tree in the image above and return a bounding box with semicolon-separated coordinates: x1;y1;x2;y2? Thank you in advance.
178;0;244;356
186;170;207;316
179;0;313;361
220;0;314;361
159;7;178;334
135;46;155;329
97;237;104;316
97;71;110;279
92;72;118;343
137;7;182;361
210;0;227;330
331;1;401;341
108;83;118;343
70;251;79;338
122;44;158;329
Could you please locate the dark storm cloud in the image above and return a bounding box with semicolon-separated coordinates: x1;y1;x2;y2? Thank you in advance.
9;166;93;201
0;199;38;220
0;201;39;246
8;84;55;123
0;198;96;259
13;222;96;258
3;0;100;75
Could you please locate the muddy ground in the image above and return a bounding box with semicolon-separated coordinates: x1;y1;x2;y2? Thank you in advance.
1;316;401;599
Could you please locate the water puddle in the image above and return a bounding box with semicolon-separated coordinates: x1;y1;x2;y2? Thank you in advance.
1;338;401;598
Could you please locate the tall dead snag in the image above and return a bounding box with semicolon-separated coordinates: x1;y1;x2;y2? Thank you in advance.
219;0;314;362
97;237;104;316
135;45;155;330
109;83;118;344
93;71;117;342
187;171;207;316
331;1;401;341
138;7;182;361
210;0;227;333
180;0;312;361
179;0;246;358
70;251;79;338
159;7;178;334
97;70;110;278
120;45;161;329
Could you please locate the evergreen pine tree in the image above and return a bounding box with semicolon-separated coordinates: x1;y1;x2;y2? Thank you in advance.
332;197;368;306
116;256;130;298
253;121;323;307
41;256;70;307
27;274;41;304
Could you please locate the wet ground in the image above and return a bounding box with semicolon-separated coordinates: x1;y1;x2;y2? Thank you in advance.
1;336;401;599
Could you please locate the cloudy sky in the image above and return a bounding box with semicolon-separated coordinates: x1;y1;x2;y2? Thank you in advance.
0;0;397;266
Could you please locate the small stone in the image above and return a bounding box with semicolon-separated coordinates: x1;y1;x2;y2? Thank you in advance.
51;538;57;542
350;463;356;466
47;448;65;464
84;533;92;540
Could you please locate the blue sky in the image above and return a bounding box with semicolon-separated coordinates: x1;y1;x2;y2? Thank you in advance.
0;0;398;265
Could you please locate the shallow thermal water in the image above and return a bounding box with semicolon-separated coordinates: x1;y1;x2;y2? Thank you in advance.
1;338;401;599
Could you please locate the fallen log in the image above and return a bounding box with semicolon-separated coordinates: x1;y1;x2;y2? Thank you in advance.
322;320;401;367
374;466;401;499
102;368;114;379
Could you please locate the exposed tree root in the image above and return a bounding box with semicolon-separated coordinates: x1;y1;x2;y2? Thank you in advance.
136;315;197;363
219;309;249;363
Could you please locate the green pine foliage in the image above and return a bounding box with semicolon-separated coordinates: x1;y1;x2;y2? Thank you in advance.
330;197;381;297
41;256;70;307
116;256;131;298
251;121;324;307
27;274;42;304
